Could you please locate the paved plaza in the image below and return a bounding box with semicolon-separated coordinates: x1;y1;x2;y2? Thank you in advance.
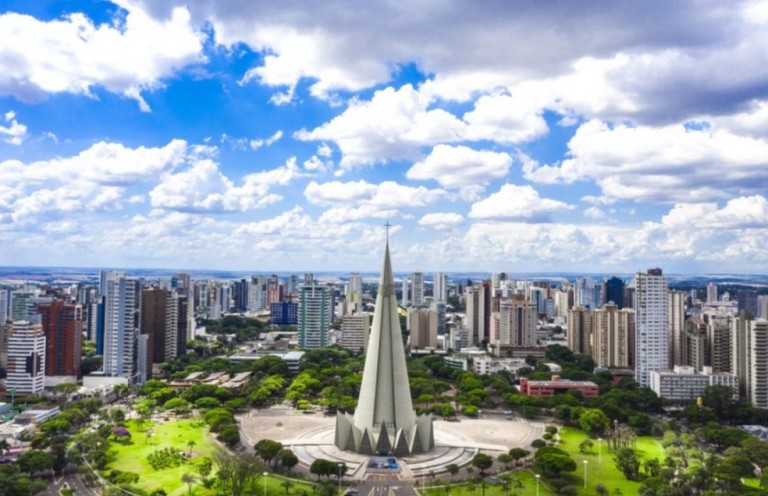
239;407;543;480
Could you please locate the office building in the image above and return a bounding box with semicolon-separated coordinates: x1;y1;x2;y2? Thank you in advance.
650;365;738;402
494;298;537;348
706;283;718;303
408;308;437;349
141;287;179;378
270;301;298;325
634;268;669;387
605;277;625;309
7;318;46;394
732;310;753;397
465;283;490;345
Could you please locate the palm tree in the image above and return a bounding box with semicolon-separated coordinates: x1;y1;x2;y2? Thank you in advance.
281;480;294;495
187;440;196;456
181;473;197;496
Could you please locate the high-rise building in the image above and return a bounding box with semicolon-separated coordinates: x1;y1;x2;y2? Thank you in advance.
0;289;9;323
102;272;141;382
335;241;433;455
141;287;179;379
408;308;437;349
706;283;718;303
434;272;448;302
347;273;363;307
747;319;768;408
757;295;768;319
634;268;669;387
465;283;490;345
568;306;592;355
430;300;446;334
707;317;731;373
410;272;425;307
37;300;82;378
592;303;635;369
495;298;537;348
668;290;686;367
339;313;370;353
7;317;46;394
605;277;625;309
732;310;753;398
298;284;331;350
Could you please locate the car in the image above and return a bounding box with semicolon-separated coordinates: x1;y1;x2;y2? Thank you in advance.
346;489;359;494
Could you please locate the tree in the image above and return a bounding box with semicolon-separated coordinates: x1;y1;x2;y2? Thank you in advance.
187;440;196;456
279;449;299;473
446;463;459;479
534;447;576;476
198;457;213;487
579;408;610;436
310;459;338;479
217;424;241;447
254;439;284;467
281;480;294;495
214;450;260;496
643;458;661;478
497;453;513;470
579;439;594;454
472;453;493;475
163;397;191;414
16;450;54;476
150;490;168;496
181;473;197;496
614;448;640;480
509;448;530;466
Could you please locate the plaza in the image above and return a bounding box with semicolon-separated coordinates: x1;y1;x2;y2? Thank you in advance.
239;407;543;479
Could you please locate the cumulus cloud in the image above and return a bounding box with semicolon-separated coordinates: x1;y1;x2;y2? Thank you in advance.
0;1;205;109
407;145;513;197
249;130;283;150
150;156;303;212
418;212;463;231
469;184;574;221
661;195;768;228
523;120;768;202
0;111;27;145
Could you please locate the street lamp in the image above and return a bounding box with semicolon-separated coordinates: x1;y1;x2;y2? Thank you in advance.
583;460;588;489
338;463;344;494
263;471;268;496
598;437;603;464
535;474;540;496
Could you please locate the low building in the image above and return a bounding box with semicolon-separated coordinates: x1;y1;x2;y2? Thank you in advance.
519;375;599;398
649;365;739;402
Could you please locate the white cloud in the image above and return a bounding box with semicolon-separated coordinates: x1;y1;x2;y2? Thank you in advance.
469;184;574;221
661;195;768;229
523;120;768;202
249;130;283;150
407;145;513;197
304;180;377;206
305;180;444;213
295;85;466;168
150;156;303;212
462;92;549;143
0;2;205;109
418;212;463;231
584;207;605;219
0;110;27;145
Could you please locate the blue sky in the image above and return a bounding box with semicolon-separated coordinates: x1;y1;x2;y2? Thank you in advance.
1;0;768;273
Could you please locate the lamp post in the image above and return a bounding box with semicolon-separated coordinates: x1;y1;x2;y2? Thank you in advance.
598;437;603;464
338;463;344;494
263;471;268;496
583;460;588;489
535;474;540;496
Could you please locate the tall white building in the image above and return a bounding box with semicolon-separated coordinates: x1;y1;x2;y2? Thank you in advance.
706;283;718;303
748;319;768;408
103;271;141;381
410;271;424;307
732;310;752;398
0;289;9;323
7;317;46;394
298;284;332;350
634;268;669;387
434;272;448;302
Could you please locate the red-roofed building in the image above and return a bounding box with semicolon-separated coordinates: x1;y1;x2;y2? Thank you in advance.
519;375;599;398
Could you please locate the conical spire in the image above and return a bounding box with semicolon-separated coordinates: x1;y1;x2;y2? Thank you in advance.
334;238;433;455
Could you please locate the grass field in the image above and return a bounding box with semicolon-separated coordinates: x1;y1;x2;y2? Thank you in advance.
106;417;218;495
104;417;316;495
424;470;554;496
557;426;664;495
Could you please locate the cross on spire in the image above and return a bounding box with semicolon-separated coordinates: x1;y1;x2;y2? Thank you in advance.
384;221;391;242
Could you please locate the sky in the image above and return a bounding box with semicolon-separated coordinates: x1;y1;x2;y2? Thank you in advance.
1;1;768;274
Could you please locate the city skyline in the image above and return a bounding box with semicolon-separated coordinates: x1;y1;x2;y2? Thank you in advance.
2;1;768;273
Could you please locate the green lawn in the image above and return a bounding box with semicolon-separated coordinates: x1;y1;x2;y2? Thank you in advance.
557;426;664;495
106;417;218;496
425;470;554;496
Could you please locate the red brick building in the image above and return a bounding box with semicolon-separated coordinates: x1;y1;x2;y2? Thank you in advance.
519;375;599;398
38;300;83;378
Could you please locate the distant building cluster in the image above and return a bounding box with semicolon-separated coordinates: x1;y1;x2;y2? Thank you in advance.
1;264;767;413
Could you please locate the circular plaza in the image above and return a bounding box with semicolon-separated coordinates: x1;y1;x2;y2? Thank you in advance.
239;406;543;480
